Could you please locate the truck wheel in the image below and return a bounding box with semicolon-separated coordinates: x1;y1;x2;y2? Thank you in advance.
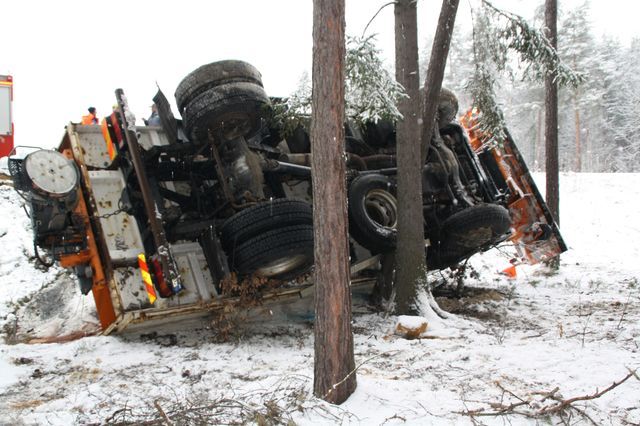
221;199;313;251
437;204;511;267
175;60;263;114
229;224;314;280
183;82;270;142
437;88;459;126
348;173;397;253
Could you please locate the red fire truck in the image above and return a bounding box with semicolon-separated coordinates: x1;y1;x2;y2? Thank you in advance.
0;75;14;158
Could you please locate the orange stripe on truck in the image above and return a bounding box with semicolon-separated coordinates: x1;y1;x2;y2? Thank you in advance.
101;118;116;160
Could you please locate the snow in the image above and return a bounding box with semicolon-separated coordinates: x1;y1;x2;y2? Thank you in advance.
397;315;428;331
0;173;639;425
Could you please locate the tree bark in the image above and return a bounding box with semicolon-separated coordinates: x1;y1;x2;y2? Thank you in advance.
421;0;461;164
545;0;560;269
311;0;356;404
536;106;543;171
371;252;395;306
394;0;426;314
585;127;591;171
574;103;582;172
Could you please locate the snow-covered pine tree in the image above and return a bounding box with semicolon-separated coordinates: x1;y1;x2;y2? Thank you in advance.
596;36;626;171
467;0;584;146
272;35;407;136
602;38;640;171
558;1;605;172
345;35;407;125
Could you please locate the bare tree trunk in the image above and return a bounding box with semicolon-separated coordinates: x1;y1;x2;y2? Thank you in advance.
585;127;591;172
536;106;543;171
394;0;426;314
574;104;582;172
545;0;560;269
421;0;461;164
571;55;582;173
371;252;395;306
311;0;356;405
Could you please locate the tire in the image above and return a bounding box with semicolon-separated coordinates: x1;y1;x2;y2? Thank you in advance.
175;60;263;114
183;82;270;142
348;173;397;253
436;204;511;267
229;224;314;280
220;199;313;251
437;88;459;126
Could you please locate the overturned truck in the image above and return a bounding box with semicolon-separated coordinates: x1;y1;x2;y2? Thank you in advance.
8;60;565;334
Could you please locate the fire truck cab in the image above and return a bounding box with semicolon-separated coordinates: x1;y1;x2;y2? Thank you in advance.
0;75;14;158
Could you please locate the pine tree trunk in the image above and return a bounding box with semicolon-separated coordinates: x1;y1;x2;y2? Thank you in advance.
394;0;426;314
535;107;543;171
571;54;582;173
311;0;356;405
421;0;460;163
545;0;560;269
585;128;591;171
574;105;582;172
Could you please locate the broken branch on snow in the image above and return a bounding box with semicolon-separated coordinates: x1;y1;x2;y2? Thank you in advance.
458;369;638;422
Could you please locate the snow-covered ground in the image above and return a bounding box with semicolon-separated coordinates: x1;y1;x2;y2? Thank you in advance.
0;173;638;425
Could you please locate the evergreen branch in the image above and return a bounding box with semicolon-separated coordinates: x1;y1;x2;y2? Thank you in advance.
467;0;586;145
272;35;407;135
481;0;585;87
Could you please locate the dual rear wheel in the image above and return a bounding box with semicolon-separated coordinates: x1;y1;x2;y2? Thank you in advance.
176;60;270;142
220;200;314;281
347;173;511;268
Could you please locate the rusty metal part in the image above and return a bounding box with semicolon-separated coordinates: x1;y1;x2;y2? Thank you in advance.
263;159;311;178
362;154;396;169
278;153;311;166
279;153;366;171
208;139;257;210
434;137;475;207
61;136;122;329
346;153;366;171
102;275;377;335
58;148;117;329
115;89;182;292
152;89;178;143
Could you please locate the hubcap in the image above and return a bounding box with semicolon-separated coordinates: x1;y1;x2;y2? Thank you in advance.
256;254;310;277
364;189;397;229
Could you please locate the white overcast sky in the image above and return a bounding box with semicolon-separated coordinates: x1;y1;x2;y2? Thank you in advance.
2;0;638;150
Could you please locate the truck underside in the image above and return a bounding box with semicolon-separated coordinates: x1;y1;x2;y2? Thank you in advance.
8;60;565;333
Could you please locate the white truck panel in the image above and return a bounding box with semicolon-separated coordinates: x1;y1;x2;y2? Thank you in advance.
89;170;145;263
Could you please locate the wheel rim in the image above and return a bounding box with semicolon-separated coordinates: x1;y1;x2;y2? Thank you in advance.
364;189;397;229
255;254;310;277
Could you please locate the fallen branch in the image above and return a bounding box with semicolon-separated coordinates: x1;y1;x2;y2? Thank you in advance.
27;328;101;344
616;291;633;330
322;351;400;400
532;386;559;403
103;377;308;425
459;369;638;423
538;370;636;416
153;400;173;426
